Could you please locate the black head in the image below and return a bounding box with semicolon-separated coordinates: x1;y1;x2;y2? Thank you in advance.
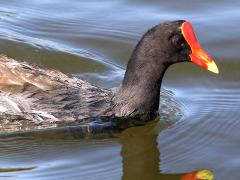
145;20;192;65
122;20;192;88
146;20;219;72
123;20;219;87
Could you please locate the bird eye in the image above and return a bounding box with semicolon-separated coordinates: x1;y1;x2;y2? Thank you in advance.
170;35;185;50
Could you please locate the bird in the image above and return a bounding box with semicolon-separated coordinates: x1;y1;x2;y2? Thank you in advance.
0;20;218;127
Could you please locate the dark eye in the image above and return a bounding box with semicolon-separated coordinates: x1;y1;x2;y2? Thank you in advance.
171;35;185;50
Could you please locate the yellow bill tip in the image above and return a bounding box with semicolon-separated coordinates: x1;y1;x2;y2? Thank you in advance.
196;169;214;180
181;169;214;180
207;60;219;74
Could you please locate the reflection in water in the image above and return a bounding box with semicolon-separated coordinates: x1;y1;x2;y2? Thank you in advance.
119;120;180;179
0;166;36;173
0;119;215;180
120;121;162;180
119;121;214;180
181;169;214;180
0;166;36;178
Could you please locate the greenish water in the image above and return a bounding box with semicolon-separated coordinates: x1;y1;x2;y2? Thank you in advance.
0;0;240;179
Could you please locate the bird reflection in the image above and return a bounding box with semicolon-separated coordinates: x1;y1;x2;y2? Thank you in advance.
118;120;213;180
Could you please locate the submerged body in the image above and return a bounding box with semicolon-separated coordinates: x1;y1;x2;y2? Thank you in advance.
0;20;218;128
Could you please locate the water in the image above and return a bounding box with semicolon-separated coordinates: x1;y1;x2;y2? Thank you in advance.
0;0;240;179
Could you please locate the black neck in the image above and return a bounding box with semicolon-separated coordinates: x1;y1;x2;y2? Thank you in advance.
113;30;171;116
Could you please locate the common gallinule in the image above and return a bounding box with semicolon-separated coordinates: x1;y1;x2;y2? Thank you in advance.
0;20;218;123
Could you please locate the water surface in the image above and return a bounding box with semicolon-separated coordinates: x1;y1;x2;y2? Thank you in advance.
0;0;240;179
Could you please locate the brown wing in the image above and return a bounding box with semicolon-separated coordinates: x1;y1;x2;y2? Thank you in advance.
0;54;80;92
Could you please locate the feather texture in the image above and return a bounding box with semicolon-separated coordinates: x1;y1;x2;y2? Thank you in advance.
0;55;113;125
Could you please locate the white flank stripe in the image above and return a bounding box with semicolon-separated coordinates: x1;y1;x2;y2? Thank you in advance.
32;110;58;120
3;97;22;113
0;105;8;113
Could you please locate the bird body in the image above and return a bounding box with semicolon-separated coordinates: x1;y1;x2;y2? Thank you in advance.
0;55;113;123
0;20;219;129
